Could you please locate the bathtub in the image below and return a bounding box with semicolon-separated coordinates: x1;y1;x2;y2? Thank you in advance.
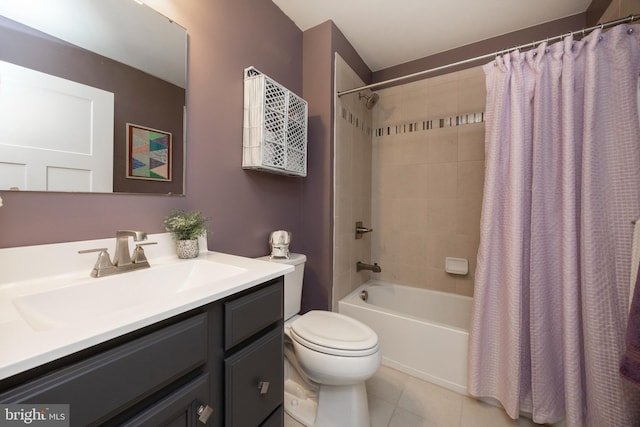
338;281;472;395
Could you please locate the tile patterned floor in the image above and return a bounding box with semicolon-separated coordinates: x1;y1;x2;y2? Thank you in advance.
285;365;546;427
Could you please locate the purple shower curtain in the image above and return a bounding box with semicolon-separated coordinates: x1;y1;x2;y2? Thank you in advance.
468;24;640;426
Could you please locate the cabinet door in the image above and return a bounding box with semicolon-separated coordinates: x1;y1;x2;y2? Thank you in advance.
225;327;283;427
120;373;213;427
0;314;207;426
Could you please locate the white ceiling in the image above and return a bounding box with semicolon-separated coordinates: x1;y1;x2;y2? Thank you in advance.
272;0;592;71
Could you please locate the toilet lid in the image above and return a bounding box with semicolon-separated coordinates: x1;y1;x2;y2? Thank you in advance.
290;311;379;356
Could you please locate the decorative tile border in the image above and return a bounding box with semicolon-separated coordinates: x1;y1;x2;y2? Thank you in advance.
340;106;373;136
339;105;485;139
374;112;485;137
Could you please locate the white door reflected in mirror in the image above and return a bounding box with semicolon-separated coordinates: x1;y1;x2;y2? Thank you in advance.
0;0;187;194
0;61;114;192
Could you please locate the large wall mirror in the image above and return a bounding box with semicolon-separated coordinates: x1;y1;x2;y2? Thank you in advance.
0;0;187;195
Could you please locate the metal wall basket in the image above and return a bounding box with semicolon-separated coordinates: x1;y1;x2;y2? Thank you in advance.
242;67;308;177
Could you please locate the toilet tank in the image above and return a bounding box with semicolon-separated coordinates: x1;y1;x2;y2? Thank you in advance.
258;253;306;320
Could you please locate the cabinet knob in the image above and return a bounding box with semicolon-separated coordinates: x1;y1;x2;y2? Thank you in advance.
258;381;270;395
197;404;214;424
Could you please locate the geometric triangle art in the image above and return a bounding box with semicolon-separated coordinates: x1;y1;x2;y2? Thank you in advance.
126;123;172;181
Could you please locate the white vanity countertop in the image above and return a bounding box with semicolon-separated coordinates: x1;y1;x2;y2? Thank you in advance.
0;233;293;380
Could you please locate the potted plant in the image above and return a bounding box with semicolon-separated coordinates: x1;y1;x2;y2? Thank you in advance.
164;209;209;259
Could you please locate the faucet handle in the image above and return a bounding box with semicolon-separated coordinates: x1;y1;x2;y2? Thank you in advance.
79;247;110;260
79;248;114;277
132;242;157;264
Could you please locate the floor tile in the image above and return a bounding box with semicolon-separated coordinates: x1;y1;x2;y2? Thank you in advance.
388;407;430;427
284;413;305;427
284;365;548;427
460;396;546;427
368;394;396;427
366;365;410;405
397;376;463;426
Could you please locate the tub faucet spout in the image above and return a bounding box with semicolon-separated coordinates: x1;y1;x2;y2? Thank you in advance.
357;261;381;273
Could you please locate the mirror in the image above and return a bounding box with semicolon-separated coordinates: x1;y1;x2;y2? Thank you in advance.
0;0;186;194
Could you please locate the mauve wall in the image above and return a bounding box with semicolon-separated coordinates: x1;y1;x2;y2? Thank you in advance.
149;0;307;258
0;0;306;263
300;22;333;311
300;21;371;311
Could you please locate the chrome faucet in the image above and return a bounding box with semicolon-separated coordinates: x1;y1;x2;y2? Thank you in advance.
357;261;382;273
114;230;147;266
79;230;156;277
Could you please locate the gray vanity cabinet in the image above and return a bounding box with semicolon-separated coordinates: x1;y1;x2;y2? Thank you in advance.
0;313;214;426
224;283;284;426
0;277;285;427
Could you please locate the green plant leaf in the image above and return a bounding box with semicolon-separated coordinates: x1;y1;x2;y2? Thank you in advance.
164;209;210;240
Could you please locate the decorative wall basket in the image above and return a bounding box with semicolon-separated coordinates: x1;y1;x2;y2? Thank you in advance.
242;67;308;177
176;239;199;259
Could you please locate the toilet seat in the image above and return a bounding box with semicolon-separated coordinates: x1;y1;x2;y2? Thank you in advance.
290;311;379;357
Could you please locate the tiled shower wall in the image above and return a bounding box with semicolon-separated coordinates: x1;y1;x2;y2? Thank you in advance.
332;54;373;310
371;66;486;296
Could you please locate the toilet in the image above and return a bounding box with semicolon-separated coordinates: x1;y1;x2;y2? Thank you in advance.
260;253;381;427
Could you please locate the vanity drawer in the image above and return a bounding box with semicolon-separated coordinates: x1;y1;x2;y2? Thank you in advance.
224;326;283;427
224;280;283;350
0;313;207;426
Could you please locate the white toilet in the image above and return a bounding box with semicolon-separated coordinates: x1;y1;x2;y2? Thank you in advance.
261;253;381;427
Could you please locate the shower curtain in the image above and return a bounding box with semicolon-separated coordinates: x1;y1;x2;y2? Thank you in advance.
468;24;640;426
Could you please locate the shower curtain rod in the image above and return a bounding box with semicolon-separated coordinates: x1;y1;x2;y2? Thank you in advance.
337;14;640;97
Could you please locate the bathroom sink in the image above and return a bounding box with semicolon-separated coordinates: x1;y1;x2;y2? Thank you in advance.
12;259;247;331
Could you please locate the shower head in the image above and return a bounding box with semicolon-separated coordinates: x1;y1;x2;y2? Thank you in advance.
358;92;380;110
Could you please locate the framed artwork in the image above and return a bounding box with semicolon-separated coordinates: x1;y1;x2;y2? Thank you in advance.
126;123;172;181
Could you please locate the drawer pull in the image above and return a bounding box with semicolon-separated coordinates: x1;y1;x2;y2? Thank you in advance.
196;404;214;424
258;381;270;395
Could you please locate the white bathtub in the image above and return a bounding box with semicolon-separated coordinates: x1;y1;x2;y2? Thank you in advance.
338;281;472;395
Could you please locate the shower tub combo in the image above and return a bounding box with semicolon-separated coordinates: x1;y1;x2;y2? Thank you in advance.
339;281;472;395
